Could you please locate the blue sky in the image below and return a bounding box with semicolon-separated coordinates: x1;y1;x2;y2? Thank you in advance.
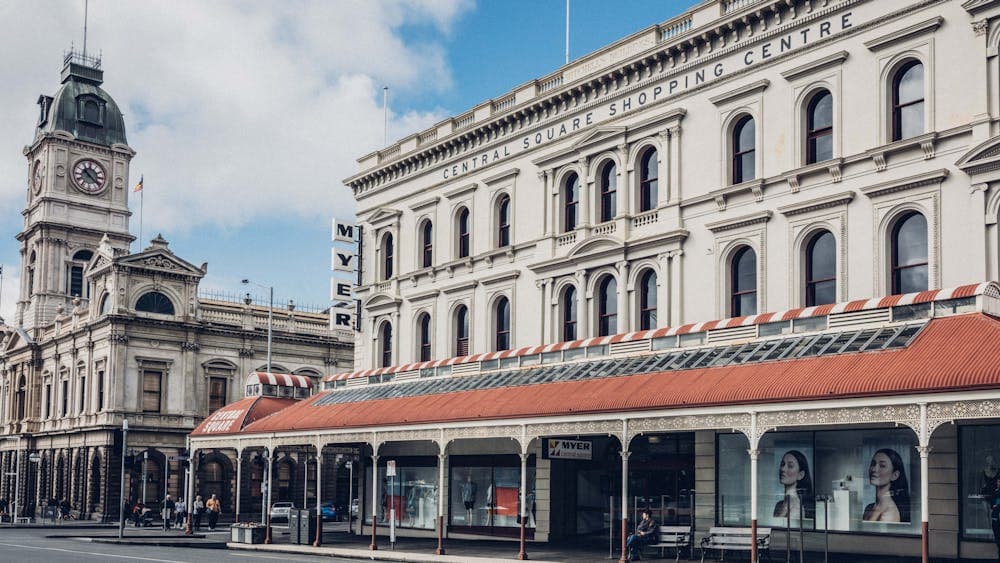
0;0;690;319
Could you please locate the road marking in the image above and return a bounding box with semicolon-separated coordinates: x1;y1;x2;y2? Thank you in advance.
229;552;326;562
0;542;187;563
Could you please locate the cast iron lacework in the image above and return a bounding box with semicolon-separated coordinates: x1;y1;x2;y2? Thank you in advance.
313;322;926;407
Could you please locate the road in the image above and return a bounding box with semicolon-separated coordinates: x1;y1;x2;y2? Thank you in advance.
0;527;358;563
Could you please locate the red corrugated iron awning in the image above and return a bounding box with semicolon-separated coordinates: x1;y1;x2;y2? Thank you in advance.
191;396;298;436
239;313;1000;436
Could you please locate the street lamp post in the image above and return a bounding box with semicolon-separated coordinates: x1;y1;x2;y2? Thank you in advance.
142;450;148;504
118;419;129;539
241;280;273;372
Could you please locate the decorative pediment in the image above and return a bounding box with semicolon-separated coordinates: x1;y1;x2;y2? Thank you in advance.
2;327;33;353
569;235;624;258
956;135;1000;177
366;207;402;226
571;126;626;152
362;293;401;310
117;247;206;278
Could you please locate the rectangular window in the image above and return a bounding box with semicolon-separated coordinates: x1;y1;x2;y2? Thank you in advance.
717;428;920;534
960;424;1000;541
374;457;439;530
449;455;536;532
97;370;105;411
79;377;86;414
60;380;68;417
142;370;162;413
43;384;51;419
208;377;228;414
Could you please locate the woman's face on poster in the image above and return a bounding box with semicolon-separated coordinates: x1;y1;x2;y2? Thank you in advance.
779;453;805;486
869;452;899;487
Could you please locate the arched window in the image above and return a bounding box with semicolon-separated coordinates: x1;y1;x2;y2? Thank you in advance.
16;376;26;420
731;247;757;316
455;305;470;356
417;313;432;362
732;115;756;184
457;208;471;258
638;148;658;212
562;286;578;341
597;276;618;336
892;61;924;141
379;321;393;368
638;270;657;330
494;296;511;351
598;161;617;223
68;249;94;298
496;195;511;248
806;90;833;164
27;251;35;296
421;221;433;268
135;291;175;315
564;173;580;232
99;293;111;315
805;231;836;306
891;212;928;294
381;233;394;280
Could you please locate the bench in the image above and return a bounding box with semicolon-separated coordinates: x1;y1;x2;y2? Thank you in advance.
646;525;692;562
13;516;31;524
699;527;771;562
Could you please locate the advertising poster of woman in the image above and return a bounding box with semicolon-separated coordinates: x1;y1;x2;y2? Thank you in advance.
862;447;911;524
773;450;815;521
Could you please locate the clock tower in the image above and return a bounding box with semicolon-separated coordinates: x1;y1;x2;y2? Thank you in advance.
17;50;135;332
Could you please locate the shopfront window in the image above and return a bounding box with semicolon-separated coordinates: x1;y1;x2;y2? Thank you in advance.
717;428;919;535
375;457;438;530
449;455;536;535
961;424;1000;540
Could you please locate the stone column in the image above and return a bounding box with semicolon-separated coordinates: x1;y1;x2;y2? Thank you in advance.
575;271;589;338
616;261;630;334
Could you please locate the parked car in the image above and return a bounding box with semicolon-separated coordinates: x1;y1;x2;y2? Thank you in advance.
269;501;295;523
316;502;337;521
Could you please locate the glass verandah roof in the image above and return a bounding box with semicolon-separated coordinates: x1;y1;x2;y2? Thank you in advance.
313;322;926;407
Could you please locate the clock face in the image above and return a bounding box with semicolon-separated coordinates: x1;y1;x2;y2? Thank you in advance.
32;161;42;194
72;159;107;194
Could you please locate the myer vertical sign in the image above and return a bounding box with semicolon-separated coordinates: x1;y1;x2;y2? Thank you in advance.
331;218;362;331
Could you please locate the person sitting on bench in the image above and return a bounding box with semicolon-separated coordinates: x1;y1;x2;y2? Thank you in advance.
627;510;658;560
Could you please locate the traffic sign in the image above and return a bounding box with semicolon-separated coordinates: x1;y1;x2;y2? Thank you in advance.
386;460;396;477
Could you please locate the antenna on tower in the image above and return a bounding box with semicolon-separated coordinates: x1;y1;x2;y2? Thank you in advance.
83;0;89;57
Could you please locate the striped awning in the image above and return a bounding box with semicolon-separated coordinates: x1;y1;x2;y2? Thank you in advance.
246;371;315;389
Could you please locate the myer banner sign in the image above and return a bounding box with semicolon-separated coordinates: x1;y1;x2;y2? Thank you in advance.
544;438;593;460
331;218;361;331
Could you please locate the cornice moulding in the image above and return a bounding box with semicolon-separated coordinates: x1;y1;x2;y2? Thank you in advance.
708;79;770;107
780;51;850;81
864;16;943;52
777;190;856;216
705;210;773;233
860;168;950;198
482;168;520;186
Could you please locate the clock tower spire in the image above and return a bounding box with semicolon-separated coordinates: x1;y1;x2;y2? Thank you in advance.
17;50;135;332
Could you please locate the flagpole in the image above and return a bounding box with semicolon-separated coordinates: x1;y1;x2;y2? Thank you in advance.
137;176;144;250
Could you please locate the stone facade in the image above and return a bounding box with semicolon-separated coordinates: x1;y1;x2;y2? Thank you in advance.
0;53;353;519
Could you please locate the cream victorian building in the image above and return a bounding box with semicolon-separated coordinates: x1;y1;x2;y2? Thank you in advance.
191;0;1000;561
0;52;353;521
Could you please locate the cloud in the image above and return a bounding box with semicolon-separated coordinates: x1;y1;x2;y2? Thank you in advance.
0;0;470;236
0;266;19;323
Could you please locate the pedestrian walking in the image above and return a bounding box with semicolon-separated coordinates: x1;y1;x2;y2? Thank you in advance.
175;497;187;528
58;498;71;521
162;494;175;529
192;495;205;531
205;493;221;530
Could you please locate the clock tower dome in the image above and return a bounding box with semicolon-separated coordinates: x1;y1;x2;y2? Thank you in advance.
17;50;135;332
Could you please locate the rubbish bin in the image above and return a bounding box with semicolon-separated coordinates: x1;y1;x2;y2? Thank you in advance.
289;510;301;544
299;509;318;544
